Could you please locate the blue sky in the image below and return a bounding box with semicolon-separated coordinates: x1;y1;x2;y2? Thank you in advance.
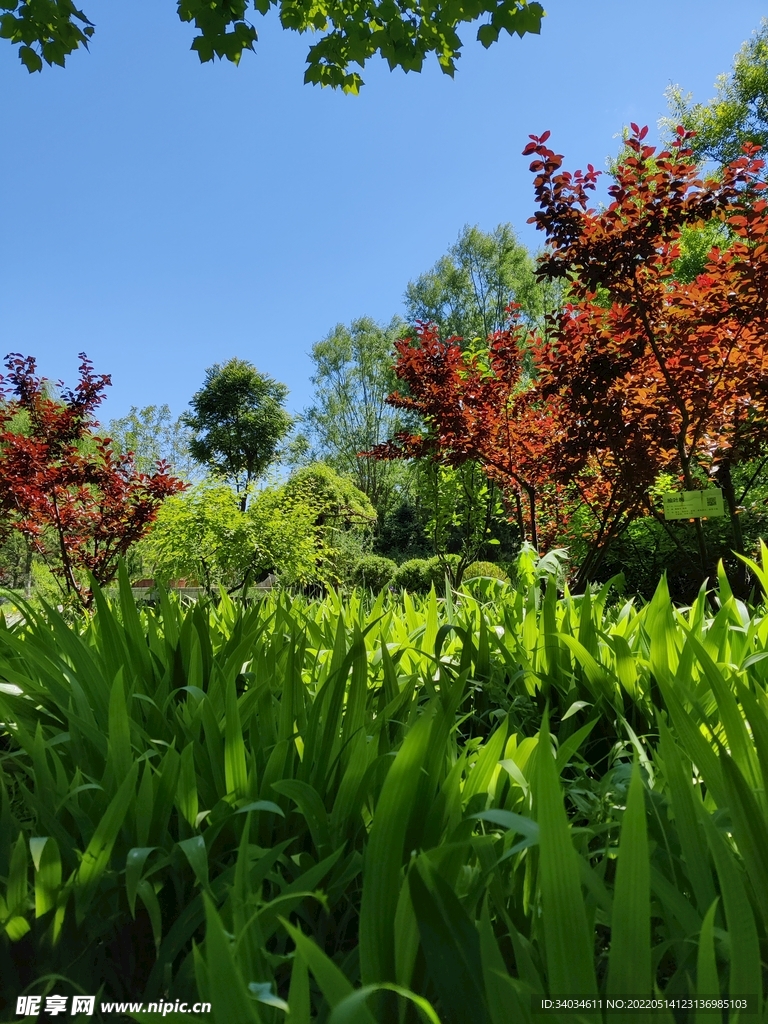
1;0;765;423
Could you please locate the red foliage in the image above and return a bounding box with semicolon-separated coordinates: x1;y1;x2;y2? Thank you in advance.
526;126;768;578
371;125;768;586
366;311;611;553
0;353;185;604
528;126;768;482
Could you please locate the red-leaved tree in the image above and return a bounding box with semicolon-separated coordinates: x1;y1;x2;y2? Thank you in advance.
366;312;630;573
371;126;768;591
0;353;186;605
527;125;768;585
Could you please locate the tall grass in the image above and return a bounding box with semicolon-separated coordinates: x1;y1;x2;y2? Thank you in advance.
1;558;767;1021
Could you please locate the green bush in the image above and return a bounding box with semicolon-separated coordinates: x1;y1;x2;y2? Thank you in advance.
425;553;460;588
145;480;320;593
391;555;460;592
351;554;397;591
463;559;510;583
391;557;431;591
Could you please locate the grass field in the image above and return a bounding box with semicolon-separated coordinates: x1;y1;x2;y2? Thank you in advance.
1;557;768;1022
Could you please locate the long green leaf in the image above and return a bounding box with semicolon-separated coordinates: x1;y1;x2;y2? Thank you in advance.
408;859;488;1024
281;917;368;1014
31;836;61;918
534;714;598;1005
330;984;442;1024
359;710;432;985
75;762;138;921
201;893;262;1024
696;898;721;1024
224;677;248;799
656;714;716;915
698;808;761;1018
607;763;651;997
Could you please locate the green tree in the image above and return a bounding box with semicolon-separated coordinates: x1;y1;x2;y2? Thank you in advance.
145;482;258;593
283;462;376;532
664;19;768;165
404;223;542;340
416;460;518;576
0;531;33;594
107;404;198;479
3;0;544;92
283;462;377;583
145;480;320;593
144;464;375;593
184;358;292;509
374;497;429;560
303;317;414;516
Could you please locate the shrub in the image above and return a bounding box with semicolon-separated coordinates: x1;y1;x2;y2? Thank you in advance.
351;554;397;591
463;560;510;583
391;557;432;591
391;555;461;592
282;463;377;587
425;554;461;588
145;479;347;594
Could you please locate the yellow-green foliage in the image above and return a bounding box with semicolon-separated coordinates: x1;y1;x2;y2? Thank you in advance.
463;560;510;582
145;466;376;594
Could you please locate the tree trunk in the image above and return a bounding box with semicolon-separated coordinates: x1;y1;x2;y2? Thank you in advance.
24;543;33;600
716;457;748;596
525;485;538;550
678;456;711;589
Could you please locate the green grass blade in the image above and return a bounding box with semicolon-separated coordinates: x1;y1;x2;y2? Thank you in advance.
224;677;248;799
148;746;181;844
656;714;716;915
655;679;727;807
534;713;598;1003
177;742;199;828
75;762;138;921
107;668;133;785
696;898;720;1024
6;833;28;917
178;835;210;892
201;892;262;1024
479;896;517;1024
606;763;651;997
271;779;330;855
281;917;363;1012
717;750;768;930
126;846;158;915
31;836;61;918
463;718;509;803
136;878;163;955
394;866;420;992
329;985;442;1024
359;710;432;985
408;859;488;1024
735;682;768;815
698;808;761;1019
287;951;311;1024
685;635;758;787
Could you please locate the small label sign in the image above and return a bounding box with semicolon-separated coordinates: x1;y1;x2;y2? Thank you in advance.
662;488;725;520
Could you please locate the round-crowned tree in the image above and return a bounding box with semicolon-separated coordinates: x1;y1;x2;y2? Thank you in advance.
184;358;292;509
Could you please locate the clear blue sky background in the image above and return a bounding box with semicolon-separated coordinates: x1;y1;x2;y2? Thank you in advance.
1;0;765;423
